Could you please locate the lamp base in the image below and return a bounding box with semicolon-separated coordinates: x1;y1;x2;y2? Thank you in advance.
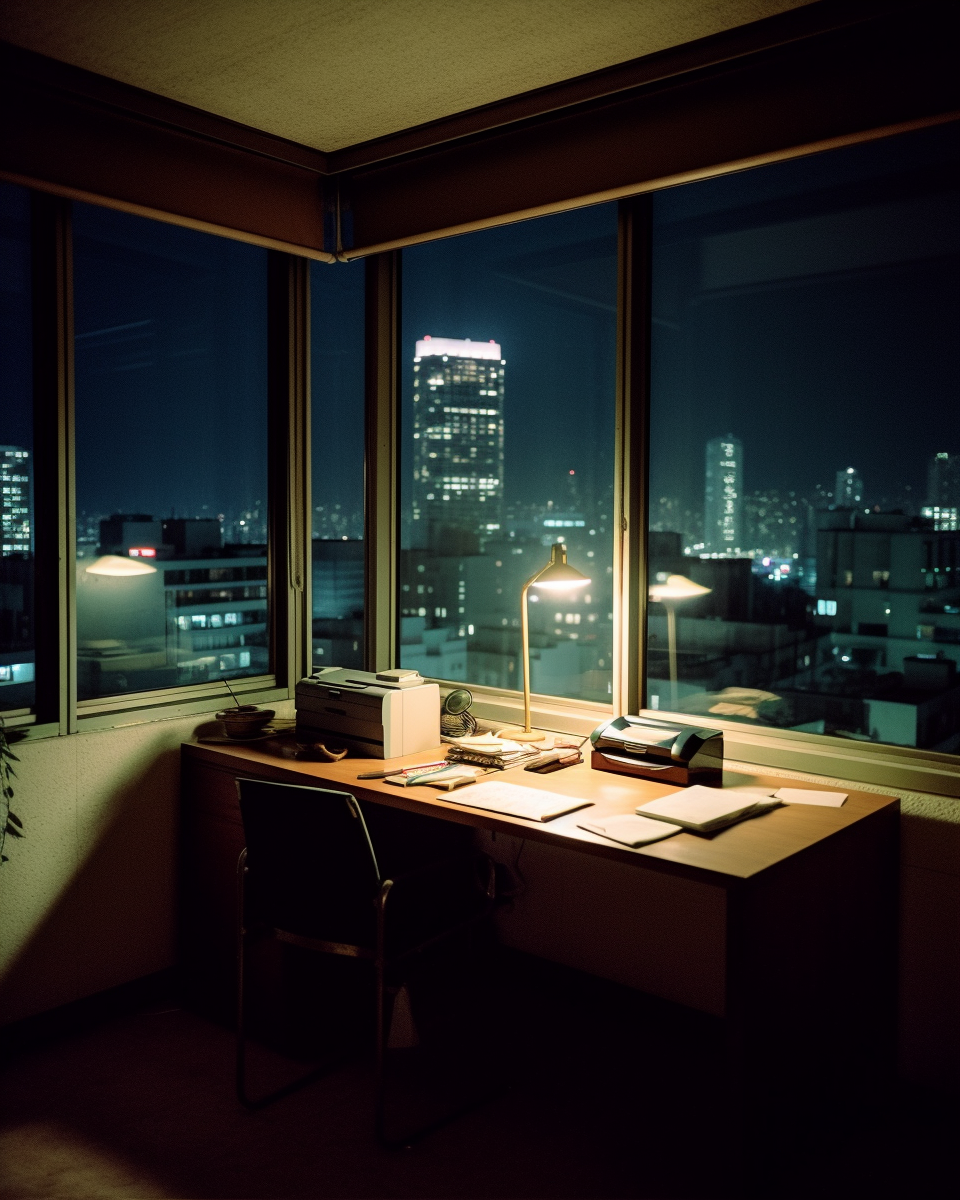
495;728;544;743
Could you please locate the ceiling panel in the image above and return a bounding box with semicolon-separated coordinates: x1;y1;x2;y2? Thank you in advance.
0;0;814;152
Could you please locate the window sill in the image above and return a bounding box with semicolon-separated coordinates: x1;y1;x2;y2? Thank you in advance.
430;678;960;799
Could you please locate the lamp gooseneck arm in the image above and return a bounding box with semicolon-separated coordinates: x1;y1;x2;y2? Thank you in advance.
520;577;534;734
519;560;550;735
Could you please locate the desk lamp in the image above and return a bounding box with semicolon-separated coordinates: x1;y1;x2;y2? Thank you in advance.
511;542;590;743
647;574;710;712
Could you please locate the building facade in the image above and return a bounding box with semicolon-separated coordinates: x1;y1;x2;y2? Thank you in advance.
411;336;505;545
704;434;743;555
0;445;30;555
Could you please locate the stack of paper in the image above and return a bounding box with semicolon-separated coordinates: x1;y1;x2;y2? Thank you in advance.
636;786;781;833
445;733;543;770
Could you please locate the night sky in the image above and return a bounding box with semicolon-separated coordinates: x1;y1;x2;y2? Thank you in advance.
400;205;619;529
2;123;958;536
650;122;960;514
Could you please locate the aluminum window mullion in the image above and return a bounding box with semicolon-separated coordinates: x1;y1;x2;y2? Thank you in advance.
30;191;75;734
615;196;652;718
363;252;399;672
267;252;310;692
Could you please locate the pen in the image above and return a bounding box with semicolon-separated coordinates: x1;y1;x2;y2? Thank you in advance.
357;759;447;780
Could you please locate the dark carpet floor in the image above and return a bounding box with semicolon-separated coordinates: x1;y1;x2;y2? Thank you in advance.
0;952;954;1199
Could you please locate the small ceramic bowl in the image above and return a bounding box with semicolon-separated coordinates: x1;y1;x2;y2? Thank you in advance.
216;707;275;738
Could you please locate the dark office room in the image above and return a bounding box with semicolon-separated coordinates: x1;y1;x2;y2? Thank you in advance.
1;3;958;1198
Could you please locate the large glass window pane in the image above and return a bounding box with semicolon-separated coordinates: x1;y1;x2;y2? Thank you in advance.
401;205;617;702
648;123;960;752
73;205;269;702
310;260;365;670
0;184;34;711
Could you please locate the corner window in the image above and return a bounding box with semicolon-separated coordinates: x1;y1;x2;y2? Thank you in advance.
647;123;960;752
310;260;365;670
400;205;618;701
0;184;34;712
73;205;269;702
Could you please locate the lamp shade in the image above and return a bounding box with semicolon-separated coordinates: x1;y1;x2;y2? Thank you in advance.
85;554;158;577
648;574;710;602
529;542;591;590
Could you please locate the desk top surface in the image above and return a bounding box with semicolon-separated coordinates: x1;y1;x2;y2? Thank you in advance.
183;736;897;885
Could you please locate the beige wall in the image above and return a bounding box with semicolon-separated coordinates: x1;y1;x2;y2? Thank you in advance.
1;713;957;1095
0;702;294;1026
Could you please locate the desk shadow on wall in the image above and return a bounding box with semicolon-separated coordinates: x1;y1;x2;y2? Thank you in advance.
0;742;181;1027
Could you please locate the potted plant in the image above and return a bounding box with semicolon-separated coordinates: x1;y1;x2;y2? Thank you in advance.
0;716;25;864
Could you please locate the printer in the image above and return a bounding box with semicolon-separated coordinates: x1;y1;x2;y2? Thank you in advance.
590;714;723;787
295;667;440;759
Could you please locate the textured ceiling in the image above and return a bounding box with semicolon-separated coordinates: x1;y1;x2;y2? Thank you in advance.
0;0;814;152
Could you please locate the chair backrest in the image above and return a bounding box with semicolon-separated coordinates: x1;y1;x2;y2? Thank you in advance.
236;778;381;945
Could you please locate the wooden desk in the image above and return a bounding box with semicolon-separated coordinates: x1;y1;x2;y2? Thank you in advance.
180;736;898;1139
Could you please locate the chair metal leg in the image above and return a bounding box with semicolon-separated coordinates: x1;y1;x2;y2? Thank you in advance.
374;879;393;1146
236;849;333;1110
236;850;251;1107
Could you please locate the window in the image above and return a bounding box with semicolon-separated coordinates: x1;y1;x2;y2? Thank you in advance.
400;205;618;702
73;205;269;701
0;184;34;712
310;260;365;669
647;123;960;752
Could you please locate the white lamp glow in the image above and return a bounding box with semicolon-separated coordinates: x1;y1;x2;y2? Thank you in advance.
648;574;711;711
85;555;158;577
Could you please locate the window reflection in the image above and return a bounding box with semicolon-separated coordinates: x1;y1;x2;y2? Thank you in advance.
648;124;960;752
401;205;617;702
0;184;34;711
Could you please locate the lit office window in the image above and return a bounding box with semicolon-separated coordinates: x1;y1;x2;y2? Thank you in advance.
0;184;35;713
73;205;269;701
647;123;960;753
310;260;364;670
400;205;617;702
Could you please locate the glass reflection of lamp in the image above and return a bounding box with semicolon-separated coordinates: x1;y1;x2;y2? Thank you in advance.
648;574;711;712
509;542;590;743
85;555;158;577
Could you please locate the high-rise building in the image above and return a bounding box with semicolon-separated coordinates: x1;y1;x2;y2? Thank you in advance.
923;451;960;529
0;445;31;555
927;451;960;506
834;467;864;506
411;336;505;541
704;435;743;555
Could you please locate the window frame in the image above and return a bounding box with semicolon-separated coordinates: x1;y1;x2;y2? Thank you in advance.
368;147;960;799
5;121;960;800
1;195;311;734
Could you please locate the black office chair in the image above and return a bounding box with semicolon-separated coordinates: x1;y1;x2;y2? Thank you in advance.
234;777;496;1145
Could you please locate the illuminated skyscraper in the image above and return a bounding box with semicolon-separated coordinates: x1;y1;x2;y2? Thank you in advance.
411;336;505;541
923;451;960;530
704;434;743;555
0;445;30;555
835;466;864;506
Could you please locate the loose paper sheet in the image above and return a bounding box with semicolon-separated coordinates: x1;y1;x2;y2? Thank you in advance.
774;787;847;807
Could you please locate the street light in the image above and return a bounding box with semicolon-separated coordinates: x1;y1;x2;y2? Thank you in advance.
510;542;590;742
648;574;711;712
